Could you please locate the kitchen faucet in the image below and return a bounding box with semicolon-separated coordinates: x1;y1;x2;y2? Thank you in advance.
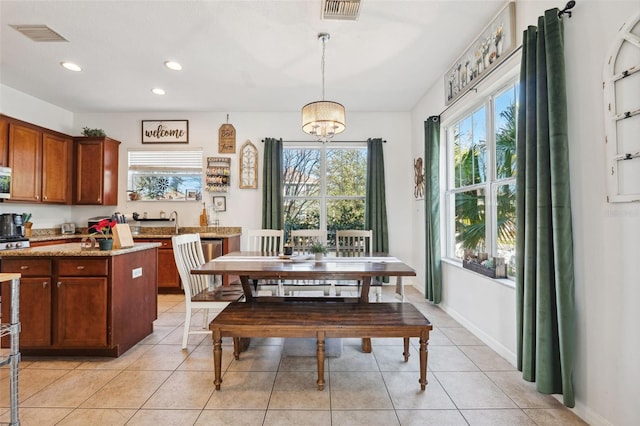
170;211;179;234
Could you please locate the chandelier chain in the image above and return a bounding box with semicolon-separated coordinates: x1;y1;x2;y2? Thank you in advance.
321;36;326;101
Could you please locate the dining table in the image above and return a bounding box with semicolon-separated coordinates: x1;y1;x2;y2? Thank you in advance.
190;251;416;303
191;251;417;353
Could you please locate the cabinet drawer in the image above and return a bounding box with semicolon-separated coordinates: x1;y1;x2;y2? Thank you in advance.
58;259;108;276
1;258;52;276
137;238;172;249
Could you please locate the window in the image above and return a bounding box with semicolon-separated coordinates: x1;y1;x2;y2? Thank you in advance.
283;143;367;247
128;149;203;201
445;81;518;275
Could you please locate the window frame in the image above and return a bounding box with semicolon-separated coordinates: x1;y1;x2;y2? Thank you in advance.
282;141;367;244
442;69;519;276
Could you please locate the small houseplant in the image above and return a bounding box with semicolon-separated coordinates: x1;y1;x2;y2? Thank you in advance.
309;242;328;261
82;127;106;137
88;218;117;250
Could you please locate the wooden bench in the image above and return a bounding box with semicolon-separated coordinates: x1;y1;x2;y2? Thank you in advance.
209;302;432;391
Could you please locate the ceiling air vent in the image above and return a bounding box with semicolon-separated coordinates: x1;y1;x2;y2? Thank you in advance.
322;0;362;21
10;25;68;42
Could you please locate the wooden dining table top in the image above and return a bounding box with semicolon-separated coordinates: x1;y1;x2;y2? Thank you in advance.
190;251;416;280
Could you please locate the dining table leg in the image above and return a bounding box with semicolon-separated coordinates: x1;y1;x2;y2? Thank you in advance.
240;275;254;302
317;331;325;390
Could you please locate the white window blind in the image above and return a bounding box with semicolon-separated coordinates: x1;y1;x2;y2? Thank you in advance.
128;149;203;171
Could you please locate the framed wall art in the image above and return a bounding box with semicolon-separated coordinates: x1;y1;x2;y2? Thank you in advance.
142;120;189;143
444;2;516;106
185;189;198;200
213;196;227;212
239;140;258;189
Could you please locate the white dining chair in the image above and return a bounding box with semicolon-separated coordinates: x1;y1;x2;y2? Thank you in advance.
172;233;243;349
247;229;284;253
284;229;331;296
334;230;383;301
246;229;284;295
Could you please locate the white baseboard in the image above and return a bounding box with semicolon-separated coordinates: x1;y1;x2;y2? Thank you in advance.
439;302;517;366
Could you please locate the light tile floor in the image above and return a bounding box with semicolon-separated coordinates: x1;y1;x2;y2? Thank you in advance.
0;286;587;425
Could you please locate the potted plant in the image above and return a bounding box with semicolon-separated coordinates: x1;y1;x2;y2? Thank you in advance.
89;218;117;250
82;127;106;137
309;242;328;261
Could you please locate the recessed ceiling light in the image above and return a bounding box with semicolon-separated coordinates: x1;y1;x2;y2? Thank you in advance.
164;61;182;71
60;61;81;72
151;88;166;95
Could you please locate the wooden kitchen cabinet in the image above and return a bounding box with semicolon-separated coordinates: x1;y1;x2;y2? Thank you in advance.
0;244;158;356
0;117;8;166
74;136;120;205
135;238;181;293
55;259;109;347
0;259;52;347
5;117;72;204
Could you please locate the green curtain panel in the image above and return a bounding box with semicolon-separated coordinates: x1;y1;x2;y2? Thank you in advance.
261;137;283;230
515;9;576;407
364;138;389;258
424;116;442;304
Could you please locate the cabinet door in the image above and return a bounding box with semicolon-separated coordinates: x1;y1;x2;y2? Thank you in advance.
0;117;8;166
158;246;180;290
42;132;72;203
74;137;119;205
55;277;108;347
8;123;41;201
74;139;104;204
1;278;52;348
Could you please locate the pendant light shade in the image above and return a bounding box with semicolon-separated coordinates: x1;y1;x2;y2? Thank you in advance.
302;33;346;142
301;100;346;140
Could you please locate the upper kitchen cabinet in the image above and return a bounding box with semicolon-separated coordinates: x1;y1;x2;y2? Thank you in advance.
0;117;8;166
6;118;72;204
74;136;120;205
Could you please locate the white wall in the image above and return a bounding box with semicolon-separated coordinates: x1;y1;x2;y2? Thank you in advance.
410;2;640;425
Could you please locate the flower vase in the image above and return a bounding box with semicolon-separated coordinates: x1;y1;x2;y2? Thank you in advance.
315;253;323;262
99;239;113;251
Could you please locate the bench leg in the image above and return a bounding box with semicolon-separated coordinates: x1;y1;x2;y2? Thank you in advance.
362;338;372;353
403;337;410;362
317;331;325;391
419;330;429;390
213;330;223;390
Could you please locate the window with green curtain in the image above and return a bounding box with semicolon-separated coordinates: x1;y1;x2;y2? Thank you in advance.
283;142;367;247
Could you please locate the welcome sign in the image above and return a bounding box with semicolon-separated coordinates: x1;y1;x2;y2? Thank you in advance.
142;120;189;143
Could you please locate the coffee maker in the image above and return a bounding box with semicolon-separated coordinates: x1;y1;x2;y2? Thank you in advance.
0;213;29;250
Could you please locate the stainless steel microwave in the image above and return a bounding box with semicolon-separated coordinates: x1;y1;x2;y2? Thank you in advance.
0;167;10;199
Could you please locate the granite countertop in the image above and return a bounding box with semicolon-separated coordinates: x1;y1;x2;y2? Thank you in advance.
0;242;161;257
29;226;242;242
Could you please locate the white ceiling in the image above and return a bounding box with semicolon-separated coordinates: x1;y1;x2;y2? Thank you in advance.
0;0;507;114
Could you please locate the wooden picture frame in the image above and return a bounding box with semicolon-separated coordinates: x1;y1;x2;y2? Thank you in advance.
142;120;189;143
444;2;516;106
239;140;258;189
213;196;226;212
185;189;198;200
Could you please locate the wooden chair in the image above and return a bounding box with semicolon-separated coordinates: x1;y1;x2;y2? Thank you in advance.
283;229;331;296
172;233;243;349
334;230;382;301
246;229;284;295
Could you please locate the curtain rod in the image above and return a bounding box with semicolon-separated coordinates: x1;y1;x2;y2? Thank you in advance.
261;139;386;143
438;0;576;117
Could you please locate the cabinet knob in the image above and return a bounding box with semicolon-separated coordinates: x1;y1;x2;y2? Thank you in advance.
42;282;47;288
44;195;48;200
57;281;62;288
76;265;85;270
20;265;29;270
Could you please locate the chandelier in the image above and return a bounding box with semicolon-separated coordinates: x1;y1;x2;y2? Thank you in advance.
302;32;346;143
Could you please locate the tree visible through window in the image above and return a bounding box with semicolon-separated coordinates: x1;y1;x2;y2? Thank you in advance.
446;82;518;276
283;144;366;247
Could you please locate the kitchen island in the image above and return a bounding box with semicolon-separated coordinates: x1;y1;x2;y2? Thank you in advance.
0;242;160;357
